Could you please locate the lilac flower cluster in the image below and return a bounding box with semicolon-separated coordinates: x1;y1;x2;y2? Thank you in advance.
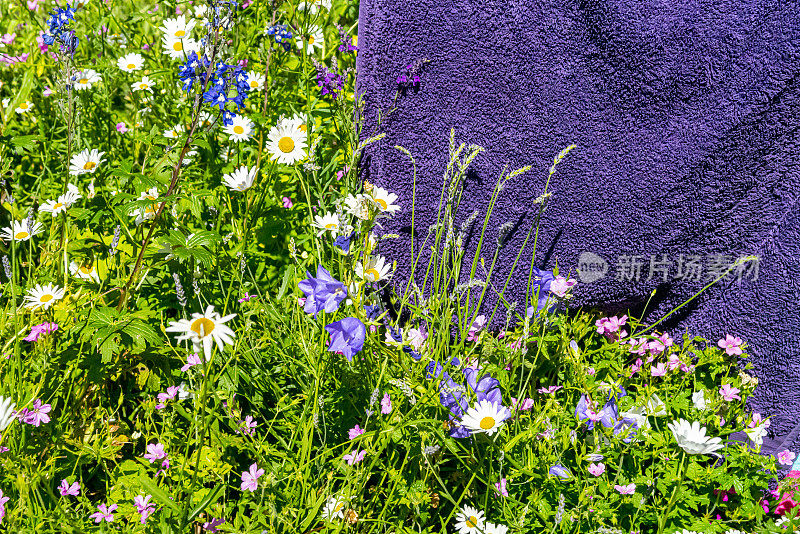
266;24;293;51
336;24;357;53
397;59;429;91
42;3;78;55
312;57;345;99
178;51;250;125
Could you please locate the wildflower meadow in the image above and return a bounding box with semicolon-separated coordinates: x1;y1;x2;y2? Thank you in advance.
0;0;797;533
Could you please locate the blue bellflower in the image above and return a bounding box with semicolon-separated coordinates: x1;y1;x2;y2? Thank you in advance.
325;317;366;362
298;265;347;318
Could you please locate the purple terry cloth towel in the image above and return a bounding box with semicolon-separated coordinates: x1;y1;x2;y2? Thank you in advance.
356;0;800;450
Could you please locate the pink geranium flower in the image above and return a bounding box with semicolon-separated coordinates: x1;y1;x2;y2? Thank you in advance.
180;353;202;372
143;442;167;463
240;463;264;492
588;463;605;476
348;424;365;440
282;196;293;208
90;503;117;523
494;478;508;497
550;276;577;298
343;449;367;465
58;479;80;497
134;495;155;524
381;393;392;414
717;334;744;355
719;384;741;402
537;385;562;395
778;450;797;466
650;362;667;377
615;483;636;495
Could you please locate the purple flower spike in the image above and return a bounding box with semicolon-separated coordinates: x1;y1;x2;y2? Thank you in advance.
325;318;366;361
298;265;347;318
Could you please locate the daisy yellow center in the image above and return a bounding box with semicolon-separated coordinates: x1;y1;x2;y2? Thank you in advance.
308;36;315;44
278;136;295;153
250;81;258;88
79;266;93;274
190;317;216;337
174;30;186;38
140;83;148;89
53;202;64;209
20;103;29;109
479;416;495;430
375;198;388;210
40;294;53;303
324;223;336;230
127;63;136;69
83;161;97;170
79;78;89;85
466;516;478;529
366;268;380;280
233;125;245;135
173;41;183;51
334;503;343;512
171;130;178;137
15;231;29;239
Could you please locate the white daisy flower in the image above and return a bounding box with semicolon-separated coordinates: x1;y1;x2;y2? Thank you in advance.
246;71;265;91
165;305;237;362
370;186;400;214
222;166;258;192
459;399;511;436
224;115;255;142
344;193;373;220
312;212;341;236
1;219;44;242
69;148;106;176
40;188;82;216
73;69;102;90
132;76;155;92
106;32;127;46
298;0;332;14
485;523;509;534
131;187;160;226
355;255;392;282
163;124;184;139
667;419;724;455
296;25;324;54
321;495;346;521
454;505;485;534
15;100;33;114
266;119;306;164
0;396;16;431
284;114;308;133
117;52;144;72
194;4;209;20
24;283;65;310
160;15;197;40
198;111;215;129
161;35;200;60
69;261;100;282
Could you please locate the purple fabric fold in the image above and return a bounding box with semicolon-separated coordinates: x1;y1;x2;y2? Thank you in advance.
356;0;800;448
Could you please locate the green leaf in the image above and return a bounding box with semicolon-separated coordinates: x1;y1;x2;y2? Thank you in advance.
277;265;295;300
138;475;180;512
187;484;224;523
